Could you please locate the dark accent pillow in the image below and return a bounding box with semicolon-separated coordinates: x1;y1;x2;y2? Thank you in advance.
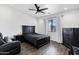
0;33;5;45
0;37;5;45
0;33;3;39
3;36;8;43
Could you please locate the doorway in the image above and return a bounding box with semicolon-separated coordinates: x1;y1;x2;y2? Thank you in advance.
45;17;62;43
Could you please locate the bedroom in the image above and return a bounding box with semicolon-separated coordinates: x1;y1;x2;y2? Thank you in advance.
0;4;79;55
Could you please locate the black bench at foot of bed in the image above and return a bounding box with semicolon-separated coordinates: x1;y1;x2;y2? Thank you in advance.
23;33;50;48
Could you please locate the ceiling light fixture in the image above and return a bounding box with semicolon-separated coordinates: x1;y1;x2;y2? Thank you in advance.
64;8;68;10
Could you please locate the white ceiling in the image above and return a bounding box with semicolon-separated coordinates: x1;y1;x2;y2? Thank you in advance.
9;4;79;18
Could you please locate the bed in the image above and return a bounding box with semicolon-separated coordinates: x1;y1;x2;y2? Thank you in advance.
22;25;50;48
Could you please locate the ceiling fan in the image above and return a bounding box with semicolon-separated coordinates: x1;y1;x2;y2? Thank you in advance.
28;4;48;14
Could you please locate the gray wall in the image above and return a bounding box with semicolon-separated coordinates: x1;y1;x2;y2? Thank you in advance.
0;5;37;37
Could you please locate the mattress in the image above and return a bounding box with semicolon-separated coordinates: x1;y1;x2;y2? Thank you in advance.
24;33;48;40
23;33;49;45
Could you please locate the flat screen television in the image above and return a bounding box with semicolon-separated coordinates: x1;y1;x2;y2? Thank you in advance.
22;25;35;34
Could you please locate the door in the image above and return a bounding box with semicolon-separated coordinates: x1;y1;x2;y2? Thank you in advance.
45;17;61;43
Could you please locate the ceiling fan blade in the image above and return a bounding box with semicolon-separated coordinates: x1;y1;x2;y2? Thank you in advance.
34;4;38;9
35;11;38;14
41;11;45;14
40;8;48;11
28;9;36;11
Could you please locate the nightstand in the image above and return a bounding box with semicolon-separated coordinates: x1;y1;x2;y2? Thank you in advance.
14;35;24;43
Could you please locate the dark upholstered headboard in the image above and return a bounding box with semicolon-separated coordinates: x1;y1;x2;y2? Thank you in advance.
22;25;35;34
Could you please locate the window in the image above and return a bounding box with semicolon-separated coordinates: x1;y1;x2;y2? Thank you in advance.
48;18;57;32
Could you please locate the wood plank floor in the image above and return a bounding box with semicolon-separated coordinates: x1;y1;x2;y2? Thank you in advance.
18;41;69;55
